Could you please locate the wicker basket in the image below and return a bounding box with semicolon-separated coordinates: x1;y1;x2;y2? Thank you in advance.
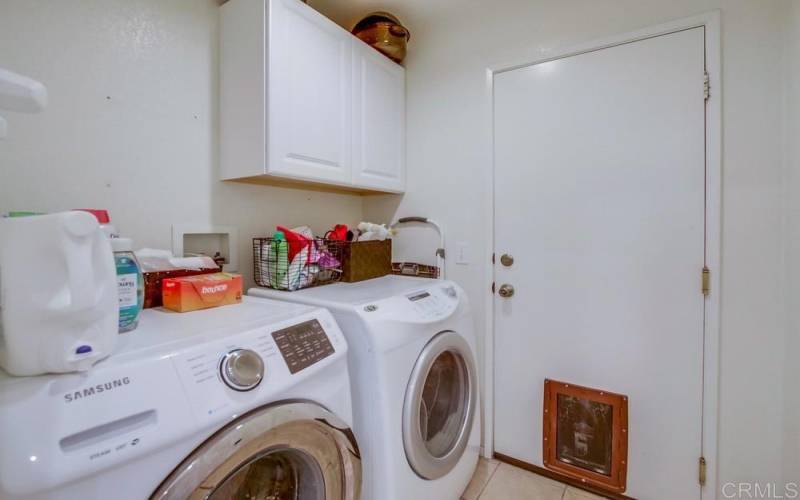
253;237;344;291
391;261;440;279
341;240;392;282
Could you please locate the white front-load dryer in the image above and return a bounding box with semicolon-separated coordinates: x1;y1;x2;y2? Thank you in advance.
0;297;361;500
250;276;480;500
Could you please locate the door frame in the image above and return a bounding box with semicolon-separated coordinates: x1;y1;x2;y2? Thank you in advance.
483;11;721;499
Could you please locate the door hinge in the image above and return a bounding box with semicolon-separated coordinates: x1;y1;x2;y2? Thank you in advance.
491;282;496;294
492;253;496;264
698;456;707;486
702;266;711;296
703;71;710;101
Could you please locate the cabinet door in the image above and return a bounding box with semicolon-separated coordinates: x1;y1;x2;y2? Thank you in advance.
351;40;406;192
268;0;352;185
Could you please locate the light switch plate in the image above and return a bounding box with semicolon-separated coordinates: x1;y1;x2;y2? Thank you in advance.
455;241;470;265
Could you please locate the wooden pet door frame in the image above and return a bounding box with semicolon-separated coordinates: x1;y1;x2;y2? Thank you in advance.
543;379;629;493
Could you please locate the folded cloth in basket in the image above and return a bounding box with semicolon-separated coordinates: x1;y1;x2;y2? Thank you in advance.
257;228;341;291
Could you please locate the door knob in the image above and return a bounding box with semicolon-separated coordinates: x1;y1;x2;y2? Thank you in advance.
500;254;514;267
498;284;515;298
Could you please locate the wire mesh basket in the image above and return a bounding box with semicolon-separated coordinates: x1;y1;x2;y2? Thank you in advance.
253;237;345;291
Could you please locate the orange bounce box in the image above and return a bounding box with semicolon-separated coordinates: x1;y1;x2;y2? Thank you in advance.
162;273;243;313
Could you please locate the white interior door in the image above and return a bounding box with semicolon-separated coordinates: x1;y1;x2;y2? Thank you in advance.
493;28;706;499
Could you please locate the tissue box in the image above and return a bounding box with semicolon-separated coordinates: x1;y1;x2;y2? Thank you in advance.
162;273;242;312
143;267;220;309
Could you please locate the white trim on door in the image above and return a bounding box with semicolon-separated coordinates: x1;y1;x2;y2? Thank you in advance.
483;11;721;500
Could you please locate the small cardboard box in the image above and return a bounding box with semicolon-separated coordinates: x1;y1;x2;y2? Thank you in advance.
162;272;242;312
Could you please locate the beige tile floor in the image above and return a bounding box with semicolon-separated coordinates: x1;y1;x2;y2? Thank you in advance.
462;458;608;500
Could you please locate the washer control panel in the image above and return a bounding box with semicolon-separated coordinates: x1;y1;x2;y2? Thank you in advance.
272;319;335;374
172;312;343;425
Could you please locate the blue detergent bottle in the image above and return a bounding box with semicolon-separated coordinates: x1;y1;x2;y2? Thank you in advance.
111;237;144;333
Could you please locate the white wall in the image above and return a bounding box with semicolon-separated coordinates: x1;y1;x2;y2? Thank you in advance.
1;0;795;491
784;0;800;485
0;0;363;288
313;0;793;490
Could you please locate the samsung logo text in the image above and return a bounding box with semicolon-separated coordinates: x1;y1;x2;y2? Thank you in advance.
63;377;131;403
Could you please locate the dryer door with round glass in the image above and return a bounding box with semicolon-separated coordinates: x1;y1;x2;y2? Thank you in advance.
151;402;361;500
403;330;477;480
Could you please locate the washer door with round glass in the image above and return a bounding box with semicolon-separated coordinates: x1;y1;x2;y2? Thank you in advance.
151;402;361;500
403;331;477;480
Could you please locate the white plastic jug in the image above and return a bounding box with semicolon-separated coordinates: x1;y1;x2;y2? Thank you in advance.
0;211;118;376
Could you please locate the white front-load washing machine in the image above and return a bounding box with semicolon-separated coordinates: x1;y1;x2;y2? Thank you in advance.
250;276;480;500
0;297;361;500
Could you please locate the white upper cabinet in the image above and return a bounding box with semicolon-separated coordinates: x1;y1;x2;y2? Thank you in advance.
268;0;352;184
220;0;406;193
351;39;406;193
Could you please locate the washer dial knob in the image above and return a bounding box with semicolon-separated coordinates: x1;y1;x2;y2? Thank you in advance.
220;349;264;391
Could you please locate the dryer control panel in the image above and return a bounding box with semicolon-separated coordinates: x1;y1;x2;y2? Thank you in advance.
406;290;448;318
361;283;459;322
404;284;458;319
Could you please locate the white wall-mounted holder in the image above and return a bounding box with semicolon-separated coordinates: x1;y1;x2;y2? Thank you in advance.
172;224;239;272
0;67;47;112
0;67;48;140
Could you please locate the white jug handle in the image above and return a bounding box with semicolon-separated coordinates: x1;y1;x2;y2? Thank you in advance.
63;213;100;313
